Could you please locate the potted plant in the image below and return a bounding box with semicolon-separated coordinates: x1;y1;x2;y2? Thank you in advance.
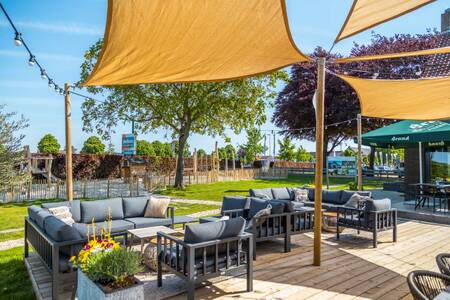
71;224;144;300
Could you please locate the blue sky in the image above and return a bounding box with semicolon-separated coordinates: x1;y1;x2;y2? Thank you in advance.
0;0;448;154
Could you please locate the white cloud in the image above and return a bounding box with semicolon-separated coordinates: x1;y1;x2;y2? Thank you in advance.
0;49;80;62
0;20;103;36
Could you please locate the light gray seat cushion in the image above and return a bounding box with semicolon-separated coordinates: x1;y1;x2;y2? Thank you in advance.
41;200;81;222
80;198;124;223
184;217;245;244
44;215;82;242
125;217;172;228
271;188;291;200
247;197;270;220
249;188;274;200
73;219;134;237
221;196;250;212
122;196;149;218
365;198;391;211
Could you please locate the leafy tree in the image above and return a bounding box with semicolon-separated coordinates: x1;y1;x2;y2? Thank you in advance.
174;141;190;157
37;134;60;154
273;32;441;164
136;140;156;157
239;128;264;164
81;136;105;154
343;147;357;157
218;144;236;159
196;149;207;157
277;137;296;161
0;105;29;187
296;145;313;162
80;39;285;188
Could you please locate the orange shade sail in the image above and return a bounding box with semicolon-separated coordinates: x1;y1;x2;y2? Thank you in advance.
335;0;435;43
338;74;450;120
83;0;311;86
335;47;450;63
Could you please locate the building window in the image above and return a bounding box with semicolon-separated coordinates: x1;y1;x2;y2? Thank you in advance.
425;146;450;182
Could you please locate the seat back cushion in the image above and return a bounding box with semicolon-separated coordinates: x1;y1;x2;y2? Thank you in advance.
221;196;250;212
306;188;315;201
365;198;391;211
144;196;170;218
28;205;42;222
80;198;124;223
247;197;270;219
184;217;245;244
35;209;53;229
269;199;294;213
340;190;355;204
357;191;372;198
249;188;273;200
122;196;149;218
322;190;344;204
271;188;291;200
42;200;81;222
44;216;82;242
267;201;284;214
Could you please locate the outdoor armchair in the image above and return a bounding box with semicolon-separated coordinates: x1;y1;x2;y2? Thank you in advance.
407;270;450;300
436;253;450;276
157;218;253;300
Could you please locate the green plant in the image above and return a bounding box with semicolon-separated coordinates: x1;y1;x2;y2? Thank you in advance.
81;136;105;154
348;181;358;191
37;133;60;154
83;248;143;289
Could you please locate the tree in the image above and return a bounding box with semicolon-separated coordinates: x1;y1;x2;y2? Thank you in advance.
296;145;313;162
37;134;60;154
277;137;296;161
136;140;156;157
0;105;29;187
196;149;207;157
343;147;357;157
239;128;264;164
80;39;285;188
273;32;441;164
218;144;236;160
81;136;105;154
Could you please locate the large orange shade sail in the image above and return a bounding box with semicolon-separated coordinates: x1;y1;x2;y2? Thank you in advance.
83;0;311;86
338;74;450;120
335;0;435;43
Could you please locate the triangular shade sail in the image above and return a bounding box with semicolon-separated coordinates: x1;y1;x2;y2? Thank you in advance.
335;47;450;63
83;0;310;86
335;0;435;43
358;120;450;148
338;74;450;121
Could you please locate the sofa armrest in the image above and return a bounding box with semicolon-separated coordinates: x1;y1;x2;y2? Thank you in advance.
166;206;175;226
222;208;246;218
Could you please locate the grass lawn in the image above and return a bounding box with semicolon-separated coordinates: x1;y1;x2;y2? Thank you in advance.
0;247;35;300
159;174;387;201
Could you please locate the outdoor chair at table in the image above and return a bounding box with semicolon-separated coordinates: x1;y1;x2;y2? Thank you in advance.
437;253;450;276
336;198;397;248
407;270;450;300
157;217;253;300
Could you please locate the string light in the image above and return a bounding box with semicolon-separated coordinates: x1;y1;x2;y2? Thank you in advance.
48;79;53;88
371;72;379;79
40;69;47;80
14;32;22;46
27;55;35;67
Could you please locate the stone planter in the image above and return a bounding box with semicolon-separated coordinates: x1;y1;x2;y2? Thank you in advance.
77;270;144;300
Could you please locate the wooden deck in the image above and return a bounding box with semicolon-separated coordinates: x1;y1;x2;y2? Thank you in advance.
25;220;450;300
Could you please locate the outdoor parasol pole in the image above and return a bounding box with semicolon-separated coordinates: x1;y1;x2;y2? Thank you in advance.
314;57;325;266
64;83;73;201
357;113;363;191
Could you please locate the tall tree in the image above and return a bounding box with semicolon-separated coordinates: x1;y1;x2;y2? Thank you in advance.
295;145;313;162
0;105;29;187
277;137;296;161
136;140;156;157
80;40;285;188
273;32;441;164
239;128;265;164
37;134;60;154
81;136;105;154
218;144;236;160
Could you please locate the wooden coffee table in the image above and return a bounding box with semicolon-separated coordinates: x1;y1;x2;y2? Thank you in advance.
322;212;343;233
127;226;177;253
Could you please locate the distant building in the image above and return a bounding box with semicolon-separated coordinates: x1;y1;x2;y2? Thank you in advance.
442;8;450;33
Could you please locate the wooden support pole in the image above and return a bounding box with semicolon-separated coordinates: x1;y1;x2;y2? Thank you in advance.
313;57;325;266
64;83;73;201
357;113;363;191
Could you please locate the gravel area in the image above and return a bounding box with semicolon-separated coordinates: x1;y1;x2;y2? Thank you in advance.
0;238;23;251
169;198;221;206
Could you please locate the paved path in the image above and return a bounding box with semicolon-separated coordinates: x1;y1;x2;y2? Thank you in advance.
0;228;22;234
169;198;221;206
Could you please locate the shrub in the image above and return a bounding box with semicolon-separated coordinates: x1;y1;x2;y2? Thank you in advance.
348;181;358;191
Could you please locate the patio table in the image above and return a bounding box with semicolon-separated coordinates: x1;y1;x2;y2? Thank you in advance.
410;183;450;213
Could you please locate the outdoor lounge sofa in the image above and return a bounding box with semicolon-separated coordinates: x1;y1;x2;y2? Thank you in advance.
200;191;315;259
157;217;253;300
336;198;397;248
24;196;174;300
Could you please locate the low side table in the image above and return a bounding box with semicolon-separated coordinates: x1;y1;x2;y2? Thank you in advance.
322;211;343;233
173;215;197;229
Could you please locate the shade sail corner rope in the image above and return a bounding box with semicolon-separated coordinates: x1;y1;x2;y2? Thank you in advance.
83;0;311;86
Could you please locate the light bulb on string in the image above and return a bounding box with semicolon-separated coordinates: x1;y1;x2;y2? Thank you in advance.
40;69;47;80
54;85;59;93
59;88;64;95
48;79;53;88
415;66;422;76
372;72;379;79
28;55;35;67
14;32;22;46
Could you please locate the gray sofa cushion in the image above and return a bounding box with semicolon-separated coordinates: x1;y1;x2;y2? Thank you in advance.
125;217;172;228
247;197;270;220
357;191;372;198
44;216;82;242
249;188;273;200
221;196;249;212
271;188;291;200
80;198;124;223
184;217;245;244
340;190;355;203
322;190;343;204
73;220;134;237
36;208;53;229
28;205;42;222
41;200;81;222
306;188;315;201
269;199;294;213
122;196;149;218
267;201;284;214
365;198;391;211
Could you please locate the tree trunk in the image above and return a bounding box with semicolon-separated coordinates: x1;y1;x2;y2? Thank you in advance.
174;130;188;189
